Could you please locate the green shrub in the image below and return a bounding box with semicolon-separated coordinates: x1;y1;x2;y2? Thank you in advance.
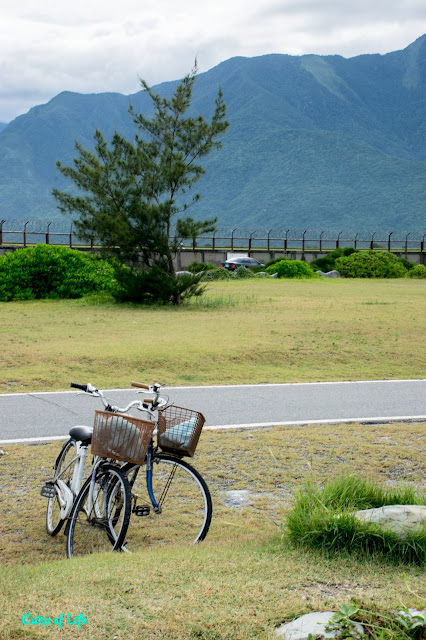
286;475;426;564
335;251;408;278
112;264;206;304
407;264;426;278
187;261;217;274
310;247;357;273
398;257;415;271
201;267;232;281
0;245;115;301
326;603;426;640
232;265;255;279
265;259;319;278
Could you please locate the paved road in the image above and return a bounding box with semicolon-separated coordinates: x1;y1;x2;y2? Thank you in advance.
0;379;425;444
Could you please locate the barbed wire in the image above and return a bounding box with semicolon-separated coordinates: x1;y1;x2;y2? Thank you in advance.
1;220;425;245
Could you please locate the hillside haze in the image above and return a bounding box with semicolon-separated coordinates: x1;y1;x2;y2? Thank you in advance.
1;35;425;231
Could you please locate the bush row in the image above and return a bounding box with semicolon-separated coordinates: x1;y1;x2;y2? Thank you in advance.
1;247;424;303
189;252;426;280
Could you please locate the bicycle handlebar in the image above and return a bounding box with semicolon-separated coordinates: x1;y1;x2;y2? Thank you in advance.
70;381;168;414
131;381;150;389
70;382;89;392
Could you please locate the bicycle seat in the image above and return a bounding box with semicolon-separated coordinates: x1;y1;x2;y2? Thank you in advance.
69;425;93;444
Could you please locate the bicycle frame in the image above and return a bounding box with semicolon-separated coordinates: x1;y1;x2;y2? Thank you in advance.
145;441;161;513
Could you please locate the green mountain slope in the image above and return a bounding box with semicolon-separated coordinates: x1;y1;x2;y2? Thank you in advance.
0;35;425;230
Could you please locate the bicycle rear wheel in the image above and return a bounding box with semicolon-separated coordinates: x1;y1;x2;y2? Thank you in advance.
122;454;212;551
46;440;77;536
66;464;131;558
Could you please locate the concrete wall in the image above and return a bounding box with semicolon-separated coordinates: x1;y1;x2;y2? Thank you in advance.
175;249;425;268
1;245;425;266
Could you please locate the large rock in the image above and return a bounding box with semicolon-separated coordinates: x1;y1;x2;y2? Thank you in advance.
354;505;426;539
276;612;363;639
316;270;340;278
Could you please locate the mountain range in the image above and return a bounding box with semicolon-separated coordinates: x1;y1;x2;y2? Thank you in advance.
1;35;425;231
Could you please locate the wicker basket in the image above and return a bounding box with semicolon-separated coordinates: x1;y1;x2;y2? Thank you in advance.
91;410;155;465
157;405;205;457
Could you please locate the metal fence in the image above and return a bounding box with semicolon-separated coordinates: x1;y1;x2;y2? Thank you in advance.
1;219;425;253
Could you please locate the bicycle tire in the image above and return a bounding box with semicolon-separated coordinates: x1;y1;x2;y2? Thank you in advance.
121;453;212;551
46;440;78;536
66;464;131;558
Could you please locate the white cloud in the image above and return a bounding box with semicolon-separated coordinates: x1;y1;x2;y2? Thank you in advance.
0;0;425;121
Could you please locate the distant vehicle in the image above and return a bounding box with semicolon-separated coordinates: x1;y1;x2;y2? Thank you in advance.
220;256;265;271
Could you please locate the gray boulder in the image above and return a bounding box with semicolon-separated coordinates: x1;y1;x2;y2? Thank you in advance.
354;505;426;539
316;270;340;278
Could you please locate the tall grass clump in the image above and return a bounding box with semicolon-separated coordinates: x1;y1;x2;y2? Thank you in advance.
286;475;426;564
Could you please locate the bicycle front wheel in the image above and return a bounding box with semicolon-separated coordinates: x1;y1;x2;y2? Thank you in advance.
66;464;131;558
123;454;212;550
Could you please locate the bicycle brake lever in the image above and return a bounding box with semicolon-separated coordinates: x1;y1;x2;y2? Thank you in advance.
86;383;99;395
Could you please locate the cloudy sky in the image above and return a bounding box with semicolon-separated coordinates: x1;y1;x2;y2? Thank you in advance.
1;0;426;123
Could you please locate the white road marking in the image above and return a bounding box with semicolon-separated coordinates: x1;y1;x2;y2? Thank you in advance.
1;414;425;445
0;378;425;397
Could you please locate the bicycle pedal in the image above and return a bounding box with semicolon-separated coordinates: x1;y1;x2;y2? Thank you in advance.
133;505;150;517
41;482;56;498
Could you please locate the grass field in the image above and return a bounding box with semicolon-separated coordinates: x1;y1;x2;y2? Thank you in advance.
1;278;425;392
0;421;425;639
1;278;425;638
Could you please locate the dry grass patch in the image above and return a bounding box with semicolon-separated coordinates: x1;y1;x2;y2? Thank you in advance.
1;278;425;392
1;421;425;566
0;422;425;638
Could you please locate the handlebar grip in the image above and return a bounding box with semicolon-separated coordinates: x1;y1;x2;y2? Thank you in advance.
143;398;155;404
70;382;88;392
131;381;150;389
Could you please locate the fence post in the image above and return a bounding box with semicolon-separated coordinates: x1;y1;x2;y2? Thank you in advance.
354;233;358;250
212;233;216;251
24;221;29;248
405;233;410;256
302;230;307;256
46;222;51;244
319;231;324;252
69;224;73;248
387;232;393;252
0;219;5;246
284;229;289;252
267;229;272;252
336;231;342;249
230;228;236;252
370;232;376;250
248;232;254;256
422;234;426;254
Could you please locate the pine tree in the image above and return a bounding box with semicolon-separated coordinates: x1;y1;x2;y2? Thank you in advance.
53;64;228;304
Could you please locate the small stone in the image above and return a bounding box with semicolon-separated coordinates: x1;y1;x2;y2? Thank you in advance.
222;490;252;507
0;449;8;456
276;611;364;639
